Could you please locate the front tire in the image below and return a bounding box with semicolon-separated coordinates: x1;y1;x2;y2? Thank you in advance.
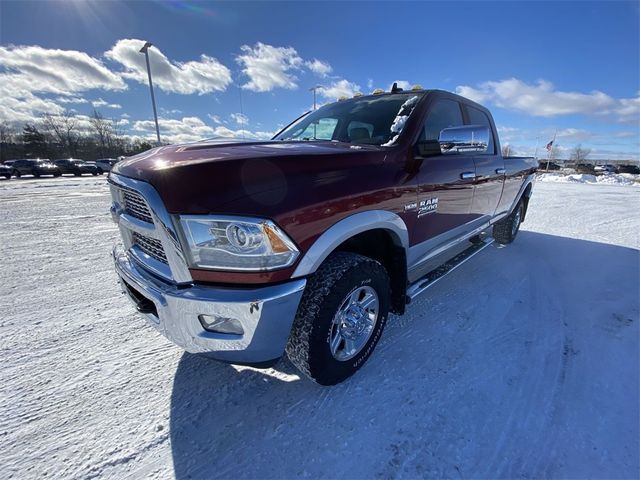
13;170;21;178
33;171;40;178
493;200;523;244
286;252;390;385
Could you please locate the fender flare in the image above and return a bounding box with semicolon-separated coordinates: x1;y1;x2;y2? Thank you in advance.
291;210;409;278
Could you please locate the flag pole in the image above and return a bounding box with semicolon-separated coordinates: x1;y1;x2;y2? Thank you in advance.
545;129;557;171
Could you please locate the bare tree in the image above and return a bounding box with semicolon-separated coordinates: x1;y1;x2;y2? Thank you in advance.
89;109;112;157
42;111;80;157
0;121;16;145
501;144;513;157
569;144;591;164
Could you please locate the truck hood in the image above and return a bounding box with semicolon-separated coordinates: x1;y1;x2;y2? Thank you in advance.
112;139;389;214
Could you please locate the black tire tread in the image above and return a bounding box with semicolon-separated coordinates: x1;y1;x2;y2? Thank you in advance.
493;201;522;244
286;251;388;384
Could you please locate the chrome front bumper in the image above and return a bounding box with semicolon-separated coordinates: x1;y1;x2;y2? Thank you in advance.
113;245;306;364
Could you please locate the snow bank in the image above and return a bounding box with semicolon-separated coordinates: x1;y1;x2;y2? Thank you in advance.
538;172;640;186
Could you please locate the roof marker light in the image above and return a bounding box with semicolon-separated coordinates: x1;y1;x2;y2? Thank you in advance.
411;84;423;91
372;89;384;95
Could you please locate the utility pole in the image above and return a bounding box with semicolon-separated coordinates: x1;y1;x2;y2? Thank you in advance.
139;41;161;146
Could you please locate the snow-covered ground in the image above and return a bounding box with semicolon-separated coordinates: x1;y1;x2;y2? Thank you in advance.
1;176;638;479
538;172;640;187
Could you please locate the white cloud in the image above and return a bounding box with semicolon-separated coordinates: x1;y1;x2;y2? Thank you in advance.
105;38;232;95
305;59;332;77
230;112;249;125
367;78;374;90
132;116;271;144
236;42;303;92
56;96;88;104
0;44;126;96
318;79;361;100
92;98;121;109
456;78;640;122
208;114;222;124
0;44;126;123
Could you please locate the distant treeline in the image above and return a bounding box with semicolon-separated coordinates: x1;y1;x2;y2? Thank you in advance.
0;111;156;162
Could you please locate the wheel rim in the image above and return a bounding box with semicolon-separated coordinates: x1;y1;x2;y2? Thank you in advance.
329;286;379;361
512;205;522;236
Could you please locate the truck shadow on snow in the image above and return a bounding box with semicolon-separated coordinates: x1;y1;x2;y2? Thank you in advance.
168;231;639;479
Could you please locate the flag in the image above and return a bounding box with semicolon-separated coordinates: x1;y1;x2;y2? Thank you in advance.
545;140;554;151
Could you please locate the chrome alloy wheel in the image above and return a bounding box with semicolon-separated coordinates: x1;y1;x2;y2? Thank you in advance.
329;286;379;361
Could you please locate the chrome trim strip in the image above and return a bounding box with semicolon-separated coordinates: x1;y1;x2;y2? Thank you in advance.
407;218;487;274
407;239;494;300
109;173;193;284
291;210;409;278
119;213;159;238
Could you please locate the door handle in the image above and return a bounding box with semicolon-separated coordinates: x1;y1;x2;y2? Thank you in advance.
460;172;477;180
495;168;506;175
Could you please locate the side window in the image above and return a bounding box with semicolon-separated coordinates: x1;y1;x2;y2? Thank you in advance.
422;99;464;142
466;106;495;154
293;117;338;140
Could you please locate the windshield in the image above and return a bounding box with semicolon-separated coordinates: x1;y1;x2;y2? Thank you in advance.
273;93;423;146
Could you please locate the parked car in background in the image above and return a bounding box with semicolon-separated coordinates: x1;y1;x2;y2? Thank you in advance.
95;158;119;173
616;164;640;174
4;160;16;167
84;161;105;175
54;159;100;176
594;164;615;174
0;164;12;179
11;159;61;178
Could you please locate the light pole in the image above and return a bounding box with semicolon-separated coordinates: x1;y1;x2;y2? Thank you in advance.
139;41;161;145
309;85;322;110
309;85;322;139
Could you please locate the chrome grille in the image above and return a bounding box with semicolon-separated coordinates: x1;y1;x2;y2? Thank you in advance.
122;188;153;223
132;232;168;263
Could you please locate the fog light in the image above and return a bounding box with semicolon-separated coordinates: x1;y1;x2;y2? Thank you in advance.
198;314;244;335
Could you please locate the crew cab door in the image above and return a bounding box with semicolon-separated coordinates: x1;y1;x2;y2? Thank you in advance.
409;97;477;273
465;104;505;221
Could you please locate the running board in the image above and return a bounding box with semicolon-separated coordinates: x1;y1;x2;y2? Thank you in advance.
406;237;494;302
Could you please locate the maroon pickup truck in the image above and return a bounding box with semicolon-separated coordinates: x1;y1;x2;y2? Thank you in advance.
110;87;536;385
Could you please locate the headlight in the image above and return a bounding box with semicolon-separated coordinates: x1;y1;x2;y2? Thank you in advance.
178;216;299;271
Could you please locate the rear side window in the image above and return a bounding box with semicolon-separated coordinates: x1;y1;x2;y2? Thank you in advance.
421;99;464;142
466;106;495;154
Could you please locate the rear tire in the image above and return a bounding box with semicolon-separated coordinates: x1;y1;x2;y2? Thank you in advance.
286;252;390;385
3;174;10;179
13;170;21;178
33;171;40;178
493;200;523;245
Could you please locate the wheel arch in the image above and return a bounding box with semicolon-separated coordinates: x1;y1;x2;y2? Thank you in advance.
291;210;409;314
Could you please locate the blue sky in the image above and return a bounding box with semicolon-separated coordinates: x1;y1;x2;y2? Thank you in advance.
1;0;638;160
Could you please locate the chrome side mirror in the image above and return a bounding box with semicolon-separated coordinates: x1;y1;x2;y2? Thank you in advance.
439;125;489;154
